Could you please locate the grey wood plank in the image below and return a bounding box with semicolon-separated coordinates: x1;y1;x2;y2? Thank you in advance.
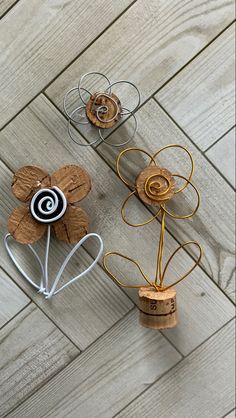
0;303;79;416
224;410;236;418
0;267;29;328
157;23;235;151
46;0;234;119
0;0;134;128
117;320;235;418
0;161;133;350
7;309;182;418
0;94;234;356
104;99;235;302
206;128;235;188
0;0;17;17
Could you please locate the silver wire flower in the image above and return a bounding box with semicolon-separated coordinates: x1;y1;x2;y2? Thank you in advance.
64;71;140;148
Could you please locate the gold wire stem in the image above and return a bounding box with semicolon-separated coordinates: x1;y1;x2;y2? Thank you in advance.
155;208;166;286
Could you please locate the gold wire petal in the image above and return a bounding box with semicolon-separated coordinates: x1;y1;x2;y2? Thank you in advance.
152;144;194;194
161;174;200;219
116;147;156;188
160;241;203;290
121;190;161;227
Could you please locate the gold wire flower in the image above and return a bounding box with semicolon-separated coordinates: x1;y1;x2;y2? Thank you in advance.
103;144;202;292
8;165;91;245
116;144;200;227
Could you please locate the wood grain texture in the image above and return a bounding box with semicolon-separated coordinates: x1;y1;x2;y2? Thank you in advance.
47;0;234;118
0;0;17;17
0;267;29;328
0;160;133;350
117;320;235;418
0;303;79;416
0;0;134;128
106;99;235;302
206;128;235;188
0;94;234;355
7;309;182;418
157;23;235;151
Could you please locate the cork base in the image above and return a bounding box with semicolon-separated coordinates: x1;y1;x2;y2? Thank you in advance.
138;287;177;330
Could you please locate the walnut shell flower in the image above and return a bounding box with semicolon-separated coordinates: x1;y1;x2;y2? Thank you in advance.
8;165;91;245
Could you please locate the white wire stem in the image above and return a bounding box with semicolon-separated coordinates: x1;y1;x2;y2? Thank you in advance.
44;225;51;293
4;231;104;299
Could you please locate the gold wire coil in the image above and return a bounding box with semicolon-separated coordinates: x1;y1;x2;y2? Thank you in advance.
103;144;203;291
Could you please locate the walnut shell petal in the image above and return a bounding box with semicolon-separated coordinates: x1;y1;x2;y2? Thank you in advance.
51;165;91;204
8;205;47;244
12;166;51;202
52;205;89;244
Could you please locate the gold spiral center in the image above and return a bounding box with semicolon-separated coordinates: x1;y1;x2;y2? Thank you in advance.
144;174;170;201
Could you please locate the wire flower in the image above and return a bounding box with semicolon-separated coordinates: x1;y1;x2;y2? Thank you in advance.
5;164;103;299
8;165;91;244
64;71;140;147
103;144;202;294
116;144;200;227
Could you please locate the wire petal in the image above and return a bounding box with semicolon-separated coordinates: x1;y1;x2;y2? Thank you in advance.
103;251;155;289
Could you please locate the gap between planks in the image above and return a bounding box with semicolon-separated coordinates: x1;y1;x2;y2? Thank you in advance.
154;97;235;192
113;317;235;418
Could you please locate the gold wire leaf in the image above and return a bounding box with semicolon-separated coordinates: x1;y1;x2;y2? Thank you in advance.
161;241;203;290
8;205;47;244
136;166;176;206
52;205;89;244
12;166;51;203
103;252;155;289
51;165;91;204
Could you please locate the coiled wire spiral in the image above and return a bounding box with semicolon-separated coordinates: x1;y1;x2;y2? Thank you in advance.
103;144;202;292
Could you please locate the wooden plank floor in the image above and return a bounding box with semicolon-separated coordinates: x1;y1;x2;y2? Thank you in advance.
0;1;235;417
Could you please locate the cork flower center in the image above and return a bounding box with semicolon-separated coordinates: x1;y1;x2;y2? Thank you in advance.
136;166;176;206
86;92;121;129
30;186;67;224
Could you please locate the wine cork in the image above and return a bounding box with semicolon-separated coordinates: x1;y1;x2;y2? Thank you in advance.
138;286;177;330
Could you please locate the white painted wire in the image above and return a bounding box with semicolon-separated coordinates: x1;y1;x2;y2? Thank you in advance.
4;230;104;299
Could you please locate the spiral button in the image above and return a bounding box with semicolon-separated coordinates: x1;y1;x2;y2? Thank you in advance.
30;187;67;224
